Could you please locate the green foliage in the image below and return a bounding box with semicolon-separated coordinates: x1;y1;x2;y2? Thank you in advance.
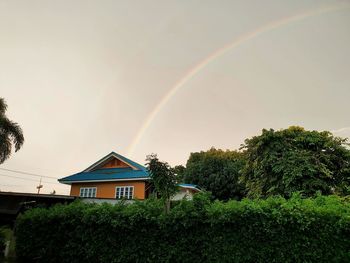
16;195;350;263
0;97;24;164
184;148;246;200
0;227;5;253
0;227;16;260
173;165;186;183
241;126;350;198
146;154;178;212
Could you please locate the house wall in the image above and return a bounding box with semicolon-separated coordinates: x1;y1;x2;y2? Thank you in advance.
70;181;146;199
172;188;198;201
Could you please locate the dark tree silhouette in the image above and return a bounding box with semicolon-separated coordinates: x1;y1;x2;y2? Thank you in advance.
0;98;24;164
146;154;177;213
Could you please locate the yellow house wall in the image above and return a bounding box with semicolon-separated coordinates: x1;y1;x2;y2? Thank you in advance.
70;181;146;200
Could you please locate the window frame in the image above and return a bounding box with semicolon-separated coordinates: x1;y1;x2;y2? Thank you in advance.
79;187;97;198
115;186;134;200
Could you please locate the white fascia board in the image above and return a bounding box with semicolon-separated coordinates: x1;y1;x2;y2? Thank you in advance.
59;177;150;185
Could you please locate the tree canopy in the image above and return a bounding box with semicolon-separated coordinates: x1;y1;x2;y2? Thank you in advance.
240;126;350;198
173;165;186;183
0;98;24;164
184;148;246;200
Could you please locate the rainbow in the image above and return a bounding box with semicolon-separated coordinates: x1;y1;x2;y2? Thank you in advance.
127;4;350;156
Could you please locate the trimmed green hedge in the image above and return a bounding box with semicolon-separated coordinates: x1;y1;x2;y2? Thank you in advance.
0;228;5;255
16;194;350;262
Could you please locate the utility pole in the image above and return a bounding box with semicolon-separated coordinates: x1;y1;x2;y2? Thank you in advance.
36;177;43;194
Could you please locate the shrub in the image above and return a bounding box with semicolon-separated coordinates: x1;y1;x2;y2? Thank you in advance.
0;228;5;254
16;194;350;263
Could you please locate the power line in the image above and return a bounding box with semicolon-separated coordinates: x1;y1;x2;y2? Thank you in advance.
0;167;59;180
0;183;22;187
0;173;62;186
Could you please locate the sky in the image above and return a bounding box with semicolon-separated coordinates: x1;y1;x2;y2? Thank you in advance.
1;0;350;194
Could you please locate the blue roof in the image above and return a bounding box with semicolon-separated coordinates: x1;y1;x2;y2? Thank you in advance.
59;152;149;184
59;167;149;183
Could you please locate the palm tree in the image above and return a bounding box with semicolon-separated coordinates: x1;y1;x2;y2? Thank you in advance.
0;98;24;164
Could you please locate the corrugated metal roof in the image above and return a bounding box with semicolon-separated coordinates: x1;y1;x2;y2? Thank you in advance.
59;168;149;183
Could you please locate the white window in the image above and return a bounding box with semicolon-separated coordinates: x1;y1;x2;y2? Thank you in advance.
79;187;97;198
115;186;134;199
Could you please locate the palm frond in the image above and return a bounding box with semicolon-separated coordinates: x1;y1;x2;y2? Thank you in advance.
0;98;24;164
0;98;7;116
0;133;12;164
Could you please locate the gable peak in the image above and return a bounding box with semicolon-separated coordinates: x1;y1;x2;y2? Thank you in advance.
83;152;145;172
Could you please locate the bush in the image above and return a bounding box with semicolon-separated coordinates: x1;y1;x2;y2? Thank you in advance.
0;228;5;254
16;194;350;263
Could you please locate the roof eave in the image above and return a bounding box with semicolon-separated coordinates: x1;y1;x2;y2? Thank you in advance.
178;185;201;192
58;177;151;185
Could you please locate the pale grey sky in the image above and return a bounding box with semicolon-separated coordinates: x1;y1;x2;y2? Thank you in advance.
1;0;350;194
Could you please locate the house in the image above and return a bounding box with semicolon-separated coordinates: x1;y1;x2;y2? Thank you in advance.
58;152;200;201
59;152;151;200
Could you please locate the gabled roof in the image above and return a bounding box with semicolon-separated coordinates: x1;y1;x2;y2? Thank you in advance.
83;152;146;172
59;152;149;185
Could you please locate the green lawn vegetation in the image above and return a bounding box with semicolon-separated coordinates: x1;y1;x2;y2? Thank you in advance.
15;193;350;263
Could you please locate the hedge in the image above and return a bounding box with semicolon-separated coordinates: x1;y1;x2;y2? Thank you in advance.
16;193;350;263
0;228;5;255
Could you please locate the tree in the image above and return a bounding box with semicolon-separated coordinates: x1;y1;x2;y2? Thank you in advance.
146;154;177;213
240;126;350;198
0;98;24;164
173;165;186;183
184;148;246;201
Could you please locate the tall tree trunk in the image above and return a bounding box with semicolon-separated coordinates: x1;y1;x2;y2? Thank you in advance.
164;198;171;214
